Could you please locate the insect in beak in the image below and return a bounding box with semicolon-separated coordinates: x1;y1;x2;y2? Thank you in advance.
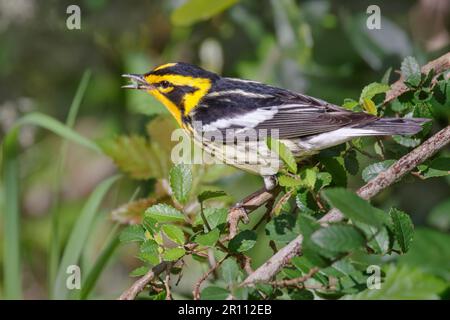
121;74;155;90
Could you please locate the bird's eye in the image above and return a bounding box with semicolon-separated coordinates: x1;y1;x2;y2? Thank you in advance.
160;81;170;88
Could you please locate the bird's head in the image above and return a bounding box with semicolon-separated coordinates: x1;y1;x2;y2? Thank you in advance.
122;62;219;124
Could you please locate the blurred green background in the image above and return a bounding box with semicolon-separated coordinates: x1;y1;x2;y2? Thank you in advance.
0;0;449;299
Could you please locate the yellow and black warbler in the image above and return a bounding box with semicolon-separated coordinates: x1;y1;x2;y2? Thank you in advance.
122;62;428;190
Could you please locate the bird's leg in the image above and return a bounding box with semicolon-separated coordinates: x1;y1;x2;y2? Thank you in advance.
227;183;281;239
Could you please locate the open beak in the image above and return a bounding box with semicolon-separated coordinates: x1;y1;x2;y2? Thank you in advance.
121;74;155;90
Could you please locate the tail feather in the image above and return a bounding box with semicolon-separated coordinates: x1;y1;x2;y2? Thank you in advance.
357;117;431;136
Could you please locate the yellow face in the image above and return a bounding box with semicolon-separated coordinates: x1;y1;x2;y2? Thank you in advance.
122;63;213;125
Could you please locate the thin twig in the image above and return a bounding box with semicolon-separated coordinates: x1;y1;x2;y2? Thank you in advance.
118;261;172;300
193;254;229;300
164;266;172;300
269;267;319;288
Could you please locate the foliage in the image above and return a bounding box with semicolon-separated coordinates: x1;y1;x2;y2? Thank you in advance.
0;0;449;301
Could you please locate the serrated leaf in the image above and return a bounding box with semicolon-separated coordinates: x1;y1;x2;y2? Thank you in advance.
163;247;185;261
194;228;220;246
119;225;146;243
139;240;160;264
228;230;257;253
320;157;347;187
200;286;229;300
129;266;149;277
193;207;228;229
401;56;421;79
265;213;299;242
169;164;192;204
278;175;302;187
171;0;239;27
393;135;421;148
101;135;162;180
267;137;297;173
311;225;365;253
198;190;226;203
360;82;390;102
322;188;384;228
362;160;395;182
295;190;318;214
390;208;414;253
145;204;185;223
419;157;450;178
162;225;185;245
315;172;332;190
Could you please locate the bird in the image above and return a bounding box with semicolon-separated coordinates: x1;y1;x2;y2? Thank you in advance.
122;62;429;190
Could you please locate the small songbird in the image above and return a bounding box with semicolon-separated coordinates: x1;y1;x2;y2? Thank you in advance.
122;62;428;190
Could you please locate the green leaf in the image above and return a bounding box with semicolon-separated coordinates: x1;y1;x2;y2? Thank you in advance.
300;167;317;189
362;160;395;182
315;172;332;190
169;164;192;204
401;56;421;79
162;225;185;245
129;266;149;277
171;0;239;26
221;259;240;285
15;112;101;153
311;224;365;253
145;204;185;223
344;149;359;175
193;207;228;229
198;190;226;203
419;157;450;178
54;175;120;299
163;247;186;261
393;135;421;148
194;228;220;246
139;240;160;265
120;225;146;243
267;137;297;173
342;98;359;110
359;82;390;102
200;286;230;300
320;157;347;187
381;67;392;84
265;213;300;242
345;265;447;300
427;199;450;231
399;228;450;281
390;208;414;253
278;174;302;187
295;190;318;215
228;230;257;253
322;188;383;228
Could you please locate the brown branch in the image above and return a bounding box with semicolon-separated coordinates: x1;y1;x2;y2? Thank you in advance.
385;52;450;103
227;187;280;239
242;125;450;286
118;261;172;300
193;255;229;300
269;267;319;288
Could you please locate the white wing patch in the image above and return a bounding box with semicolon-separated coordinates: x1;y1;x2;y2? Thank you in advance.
202;108;278;132
301;128;380;150
207;89;273;99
